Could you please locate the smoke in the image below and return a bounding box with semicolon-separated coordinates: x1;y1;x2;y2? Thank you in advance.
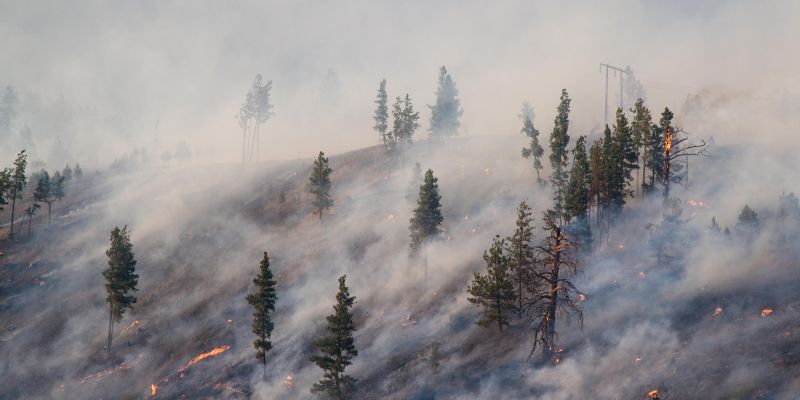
1;1;800;399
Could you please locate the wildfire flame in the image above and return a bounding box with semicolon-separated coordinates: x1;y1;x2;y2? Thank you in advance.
578;293;586;302
648;389;660;399
664;128;672;153
687;200;708;208
121;320;140;334
150;383;157;396
639;271;646;279
714;307;723;316
179;345;230;372
387;213;395;221
283;374;294;388
635;357;641;365
761;307;774;318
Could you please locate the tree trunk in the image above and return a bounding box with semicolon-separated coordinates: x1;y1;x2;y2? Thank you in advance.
106;305;114;353
545;228;561;359
48;202;52;225
9;189;16;238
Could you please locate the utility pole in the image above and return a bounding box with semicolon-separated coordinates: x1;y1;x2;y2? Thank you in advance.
600;63;627;127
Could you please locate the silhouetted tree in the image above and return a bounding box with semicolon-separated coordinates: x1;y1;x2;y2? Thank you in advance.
373;79;390;147
24;203;40;236
311;275;358;399
549;90;571;220
238;75;275;162
8;150;27;238
506;201;535;319
409;169;443;277
467;236;516;331
246;252;277;380
62;165;73;181
521;108;545;184
74;163;83;179
33;171;53;224
630;98;652;195
565;136;592;250
307;151;333;222
103;226;139;352
0;168;11;211
428;66;463;138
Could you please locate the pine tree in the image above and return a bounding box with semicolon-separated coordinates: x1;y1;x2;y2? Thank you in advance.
647;122;664;195
613;107;637;207
51;171;66;202
0;168;11;211
549;90;571;220
520;110;545;184
589;140;605;229
736;204;759;232
467;236;516;331
389;96;403;160
658;108;675;200
307;151;333;222
428;66;463;138
564;136;592;250
74;163;83;179
391;94;419;163
310;275;358;399
409;169;443;253
33;171;53;224
102;226;139;352
630;98;652;195
246;252;277;380
238;75;275;163
527;211;583;361
8;150;27;239
24;203;40;236
373;79;390;147
506;201;535;319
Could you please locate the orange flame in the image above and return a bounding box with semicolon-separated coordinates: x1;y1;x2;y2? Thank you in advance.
283;374;295;388
634;357;641;365
578;293;586;302
387;213;395;221
664;128;672;153
79;364;130;384
179;345;230;372
648;389;660;399
639;271;646;279
761;307;774;317
150;383;157;396
121;320;140;334
714;307;723;316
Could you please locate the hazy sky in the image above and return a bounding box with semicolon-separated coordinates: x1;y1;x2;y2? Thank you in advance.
1;0;798;164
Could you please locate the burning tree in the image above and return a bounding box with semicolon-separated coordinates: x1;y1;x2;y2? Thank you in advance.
467;236;516;331
246;252;277;380
310;275;358;399
409;169;443;278
307;151;333;222
102;226;139;353
657;107;707;201
526;211;583;361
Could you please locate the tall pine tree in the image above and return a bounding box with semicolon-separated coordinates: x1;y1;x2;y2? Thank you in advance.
428;66;463;138
103;226;138;352
467;236;516;331
549;90;571;220
630;98;652;195
307;151;333;222
506;201;535;319
310;275;358;399
246;252;277;380
409;169;443;261
8;150;27;238
565;136;592;250
520;108;545;184
373;79;389;147
33;171;53;224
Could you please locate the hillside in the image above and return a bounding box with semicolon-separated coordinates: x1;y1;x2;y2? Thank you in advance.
2;136;800;400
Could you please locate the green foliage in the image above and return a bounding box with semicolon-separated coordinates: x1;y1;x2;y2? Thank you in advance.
373;79;390;146
307;151;334;221
428;66;463;138
565;136;592;250
467;236;516;331
520;108;544;183
549;89;571;218
311;275;358;399
103;226;139;321
62;165;72;181
409;169;443;252
51;171;66;200
630;98;652;192
34;171;50;203
737;204;759;230
506;201;536;319
391;94;420;158
246;252;278;374
0;168;11;211
8;150;28;238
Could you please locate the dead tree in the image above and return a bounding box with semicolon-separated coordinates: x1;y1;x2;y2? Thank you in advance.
662;127;707;201
525;210;583;362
